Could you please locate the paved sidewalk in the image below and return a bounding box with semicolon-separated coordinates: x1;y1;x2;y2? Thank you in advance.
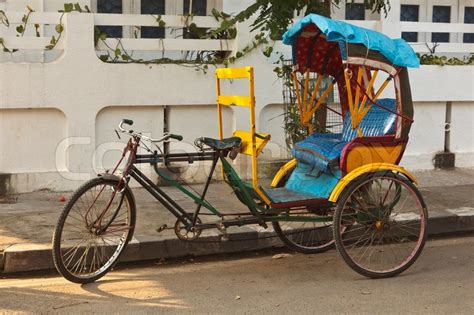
0;168;473;273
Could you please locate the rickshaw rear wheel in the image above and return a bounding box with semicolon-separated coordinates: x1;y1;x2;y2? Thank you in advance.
333;171;427;278
272;167;336;254
273;212;337;254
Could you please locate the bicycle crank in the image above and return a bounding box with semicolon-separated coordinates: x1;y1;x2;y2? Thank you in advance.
174;217;202;241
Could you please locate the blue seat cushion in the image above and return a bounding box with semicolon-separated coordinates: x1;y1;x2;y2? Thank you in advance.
342;98;397;142
292;99;397;173
292;133;347;173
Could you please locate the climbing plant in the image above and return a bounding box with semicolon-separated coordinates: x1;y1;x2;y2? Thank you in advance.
0;4;69;52
0;2;393;67
418;53;474;66
93;7;237;73
209;0;391;42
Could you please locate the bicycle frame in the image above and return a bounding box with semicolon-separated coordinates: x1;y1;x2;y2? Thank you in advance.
98;135;334;234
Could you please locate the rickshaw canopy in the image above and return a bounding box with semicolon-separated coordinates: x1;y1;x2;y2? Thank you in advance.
282;14;420;68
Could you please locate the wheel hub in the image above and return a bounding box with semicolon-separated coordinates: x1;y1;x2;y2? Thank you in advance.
375;220;384;230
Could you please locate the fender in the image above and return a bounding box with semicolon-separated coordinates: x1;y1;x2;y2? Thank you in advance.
98;173;122;181
328;163;418;203
270;158;297;188
97;173;136;205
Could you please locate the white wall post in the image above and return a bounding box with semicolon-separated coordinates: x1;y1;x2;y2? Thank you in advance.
378;0;402;38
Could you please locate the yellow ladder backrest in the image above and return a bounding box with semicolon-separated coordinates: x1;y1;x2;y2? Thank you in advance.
215;66;271;205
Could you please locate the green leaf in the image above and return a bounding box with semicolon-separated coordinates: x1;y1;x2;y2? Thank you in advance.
16;25;24;34
64;3;73;12
158;20;166;27
99;33;107;40
220;20;232;30
0;10;10;27
45;45;54;50
211;8;220;20
74;3;83;12
50;36;56;45
84;5;91;13
99;55;109;62
121;54;129;61
55;24;64;33
114;48;121;56
228;28;237;39
263;46;273;57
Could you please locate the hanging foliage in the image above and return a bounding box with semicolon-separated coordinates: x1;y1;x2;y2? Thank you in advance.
210;0;391;41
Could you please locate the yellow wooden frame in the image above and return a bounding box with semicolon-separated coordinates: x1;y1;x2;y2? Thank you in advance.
216;66;271;205
343;67;391;134
293;70;334;134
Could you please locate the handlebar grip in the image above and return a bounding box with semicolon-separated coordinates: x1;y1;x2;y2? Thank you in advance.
169;134;183;141
122;119;134;126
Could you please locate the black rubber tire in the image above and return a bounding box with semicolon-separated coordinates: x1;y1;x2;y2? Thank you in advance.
52;177;136;284
272;165;336;254
333;171;428;279
273;219;336;254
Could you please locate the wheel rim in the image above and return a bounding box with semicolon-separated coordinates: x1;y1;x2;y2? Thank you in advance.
337;176;426;274
58;183;132;279
277;211;338;250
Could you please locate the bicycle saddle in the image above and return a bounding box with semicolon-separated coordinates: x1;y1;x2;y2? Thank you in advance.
198;137;242;151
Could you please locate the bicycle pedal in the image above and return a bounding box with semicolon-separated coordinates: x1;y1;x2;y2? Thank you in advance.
156;224;168;233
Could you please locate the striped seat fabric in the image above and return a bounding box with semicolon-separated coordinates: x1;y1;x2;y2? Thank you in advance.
292;98;397;173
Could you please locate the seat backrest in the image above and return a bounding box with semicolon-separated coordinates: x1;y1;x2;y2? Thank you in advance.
342;98;397;142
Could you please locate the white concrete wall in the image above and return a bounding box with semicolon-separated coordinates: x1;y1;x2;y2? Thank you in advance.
0;8;473;193
451;101;474;167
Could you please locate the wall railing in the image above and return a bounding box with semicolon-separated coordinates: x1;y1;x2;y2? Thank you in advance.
0;12;473;63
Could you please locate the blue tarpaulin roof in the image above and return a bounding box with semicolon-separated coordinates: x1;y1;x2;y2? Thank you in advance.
282;14;420;68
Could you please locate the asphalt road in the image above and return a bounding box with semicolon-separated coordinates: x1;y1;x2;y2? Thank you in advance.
0;236;473;314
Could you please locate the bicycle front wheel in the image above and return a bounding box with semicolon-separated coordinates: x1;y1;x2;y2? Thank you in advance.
52;177;136;283
334;171;427;278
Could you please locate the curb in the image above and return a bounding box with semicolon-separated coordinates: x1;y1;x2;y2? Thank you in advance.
1;209;474;274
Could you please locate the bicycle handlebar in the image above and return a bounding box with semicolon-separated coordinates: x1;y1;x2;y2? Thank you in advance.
122;119;134;126
118;119;183;143
168;134;183;141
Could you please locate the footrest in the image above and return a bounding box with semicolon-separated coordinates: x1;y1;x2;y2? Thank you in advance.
263;187;328;208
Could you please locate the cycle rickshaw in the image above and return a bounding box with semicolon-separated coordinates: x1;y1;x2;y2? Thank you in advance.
53;14;427;283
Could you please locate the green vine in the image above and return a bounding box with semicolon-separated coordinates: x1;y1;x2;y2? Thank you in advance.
45;13;65;50
0;2;392;71
0;4;69;52
2;1;472;72
15;5;34;36
418;53;474;66
92;7;238;73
